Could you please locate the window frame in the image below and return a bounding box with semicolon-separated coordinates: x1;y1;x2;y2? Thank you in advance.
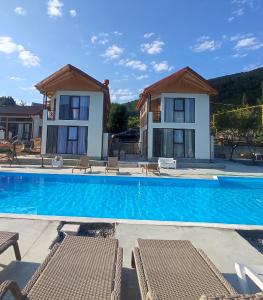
173;99;185;123
66;126;79;154
69;96;80;120
164;98;195;123
59;95;89;121
173;129;185;158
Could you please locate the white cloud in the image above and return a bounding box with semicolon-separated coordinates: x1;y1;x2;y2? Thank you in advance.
20;86;37;91
18;50;40;67
8;76;25;81
0;37;23;54
141;40;164;54
234;36;263;50
233;7;245;16
102;44;124;60
91;33;109;45
228;0;255;21
119;59;147;71
243;63;263;71
14;6;27;15
135;74;148;80
110;88;137;102
0;36;40;67
144;32;155;39
69;9;77;17
113;31;123;36
232;52;248;58
47;0;63;17
191;36;221;52
91;36;97;44
230;33;253;41
151;61;173;72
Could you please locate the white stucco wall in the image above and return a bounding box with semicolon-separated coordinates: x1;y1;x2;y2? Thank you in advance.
41;90;105;158
147;93;210;160
32;115;42;138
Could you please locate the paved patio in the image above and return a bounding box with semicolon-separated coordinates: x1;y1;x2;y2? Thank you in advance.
0;160;263;179
0;218;262;299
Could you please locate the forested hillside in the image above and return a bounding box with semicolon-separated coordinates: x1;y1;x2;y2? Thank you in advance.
122;67;263;116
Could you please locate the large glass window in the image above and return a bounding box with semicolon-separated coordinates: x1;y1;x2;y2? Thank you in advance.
59;96;90;120
164;98;195;123
46;126;88;155
153;128;195;158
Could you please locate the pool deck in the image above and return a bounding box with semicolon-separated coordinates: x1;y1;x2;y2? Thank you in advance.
0;218;262;299
0;159;263;179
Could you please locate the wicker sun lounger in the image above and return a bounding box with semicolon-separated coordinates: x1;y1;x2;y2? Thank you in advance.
0;236;123;300
72;156;92;173
105;157;119;174
0;231;21;261
132;239;263;300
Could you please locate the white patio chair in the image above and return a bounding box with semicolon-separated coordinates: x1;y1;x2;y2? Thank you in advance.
51;156;63;168
235;262;263;293
158;157;177;169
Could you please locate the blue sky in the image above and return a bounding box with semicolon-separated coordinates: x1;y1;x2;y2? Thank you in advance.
0;0;262;104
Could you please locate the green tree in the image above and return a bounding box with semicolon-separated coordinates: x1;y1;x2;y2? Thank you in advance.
127;115;139;128
108;103;128;133
257;81;263;104
215;106;262;160
0;96;16;106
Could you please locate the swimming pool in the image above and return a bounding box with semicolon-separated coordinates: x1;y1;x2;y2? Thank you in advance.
0;172;262;225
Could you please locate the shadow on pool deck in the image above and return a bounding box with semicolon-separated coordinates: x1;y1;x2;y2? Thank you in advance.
0;261;40;298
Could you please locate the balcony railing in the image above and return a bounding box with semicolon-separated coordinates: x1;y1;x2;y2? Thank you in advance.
152;111;161;123
47;110;56;120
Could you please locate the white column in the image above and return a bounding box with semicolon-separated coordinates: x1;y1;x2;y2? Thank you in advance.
160;94;165;123
32;115;42;138
147;112;153;160
41;110;48;155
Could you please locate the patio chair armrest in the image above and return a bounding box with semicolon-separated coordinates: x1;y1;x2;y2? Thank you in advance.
0;281;24;300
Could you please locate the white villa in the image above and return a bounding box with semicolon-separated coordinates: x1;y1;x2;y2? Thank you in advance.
137;67;218;160
35;64;110;159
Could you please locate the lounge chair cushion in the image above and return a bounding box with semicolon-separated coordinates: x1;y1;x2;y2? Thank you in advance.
200;292;263;299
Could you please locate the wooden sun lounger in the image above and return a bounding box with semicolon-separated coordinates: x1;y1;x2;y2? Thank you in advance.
105;157;119;174
0;236;123;300
0;231;21;261
72;156;92;173
132;239;263;300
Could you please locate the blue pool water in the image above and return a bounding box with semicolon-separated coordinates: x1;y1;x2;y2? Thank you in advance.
0;172;263;225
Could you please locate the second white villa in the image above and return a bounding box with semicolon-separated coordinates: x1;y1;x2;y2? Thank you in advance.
137;67;217;160
34;64;217;161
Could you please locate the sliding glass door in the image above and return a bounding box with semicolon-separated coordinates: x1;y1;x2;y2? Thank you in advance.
46;126;88;155
153;128;195;158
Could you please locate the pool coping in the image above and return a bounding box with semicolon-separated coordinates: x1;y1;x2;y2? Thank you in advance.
1;213;263;231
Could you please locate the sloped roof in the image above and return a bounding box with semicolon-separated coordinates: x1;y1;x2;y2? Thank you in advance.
0;105;42;116
35;64;110;101
136;67;218;110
